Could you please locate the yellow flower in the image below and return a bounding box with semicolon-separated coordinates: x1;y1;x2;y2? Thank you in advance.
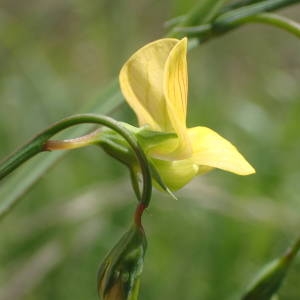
119;38;255;190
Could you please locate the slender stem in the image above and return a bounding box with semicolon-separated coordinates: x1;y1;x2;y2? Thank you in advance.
134;202;146;228
164;1;250;29
164;15;186;29
240;13;300;37
0;139;44;181
167;0;228;37
0;114;152;207
285;237;300;261
166;0;298;32
213;0;300;31
175;11;300;40
183;0;228;26
222;0;267;12
0;116;91;180
173;0;300;42
174;25;212;38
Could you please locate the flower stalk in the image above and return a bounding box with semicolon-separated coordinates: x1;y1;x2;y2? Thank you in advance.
0;114;153;217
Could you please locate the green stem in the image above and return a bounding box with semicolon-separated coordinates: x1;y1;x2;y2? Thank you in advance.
166;0;296;31
0;114;152;208
0;139;44;181
167;0;228;37
175;11;300;40
285;237;300;261
0;117;85;180
213;0;300;30
174;0;300;42
240;13;300;37
222;0;266;12
183;0;228;26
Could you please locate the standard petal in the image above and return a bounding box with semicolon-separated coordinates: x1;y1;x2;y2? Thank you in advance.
119;38;179;131
164;37;192;158
188;126;255;175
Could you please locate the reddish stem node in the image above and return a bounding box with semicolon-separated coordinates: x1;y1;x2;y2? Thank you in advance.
134;203;146;228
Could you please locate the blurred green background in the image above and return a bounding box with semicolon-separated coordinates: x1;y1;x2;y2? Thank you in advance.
0;0;300;299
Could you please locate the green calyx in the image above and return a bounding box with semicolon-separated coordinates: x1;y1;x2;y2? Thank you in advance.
97;125;177;199
97;224;147;300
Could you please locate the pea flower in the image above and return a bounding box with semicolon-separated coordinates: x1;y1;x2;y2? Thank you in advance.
119;38;255;190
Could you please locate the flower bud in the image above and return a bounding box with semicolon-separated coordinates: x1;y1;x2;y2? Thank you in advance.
97;224;147;300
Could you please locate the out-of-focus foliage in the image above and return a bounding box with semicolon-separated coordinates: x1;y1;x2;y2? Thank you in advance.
0;1;300;299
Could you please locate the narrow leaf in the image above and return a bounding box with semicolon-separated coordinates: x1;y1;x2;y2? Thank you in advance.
241;238;300;300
